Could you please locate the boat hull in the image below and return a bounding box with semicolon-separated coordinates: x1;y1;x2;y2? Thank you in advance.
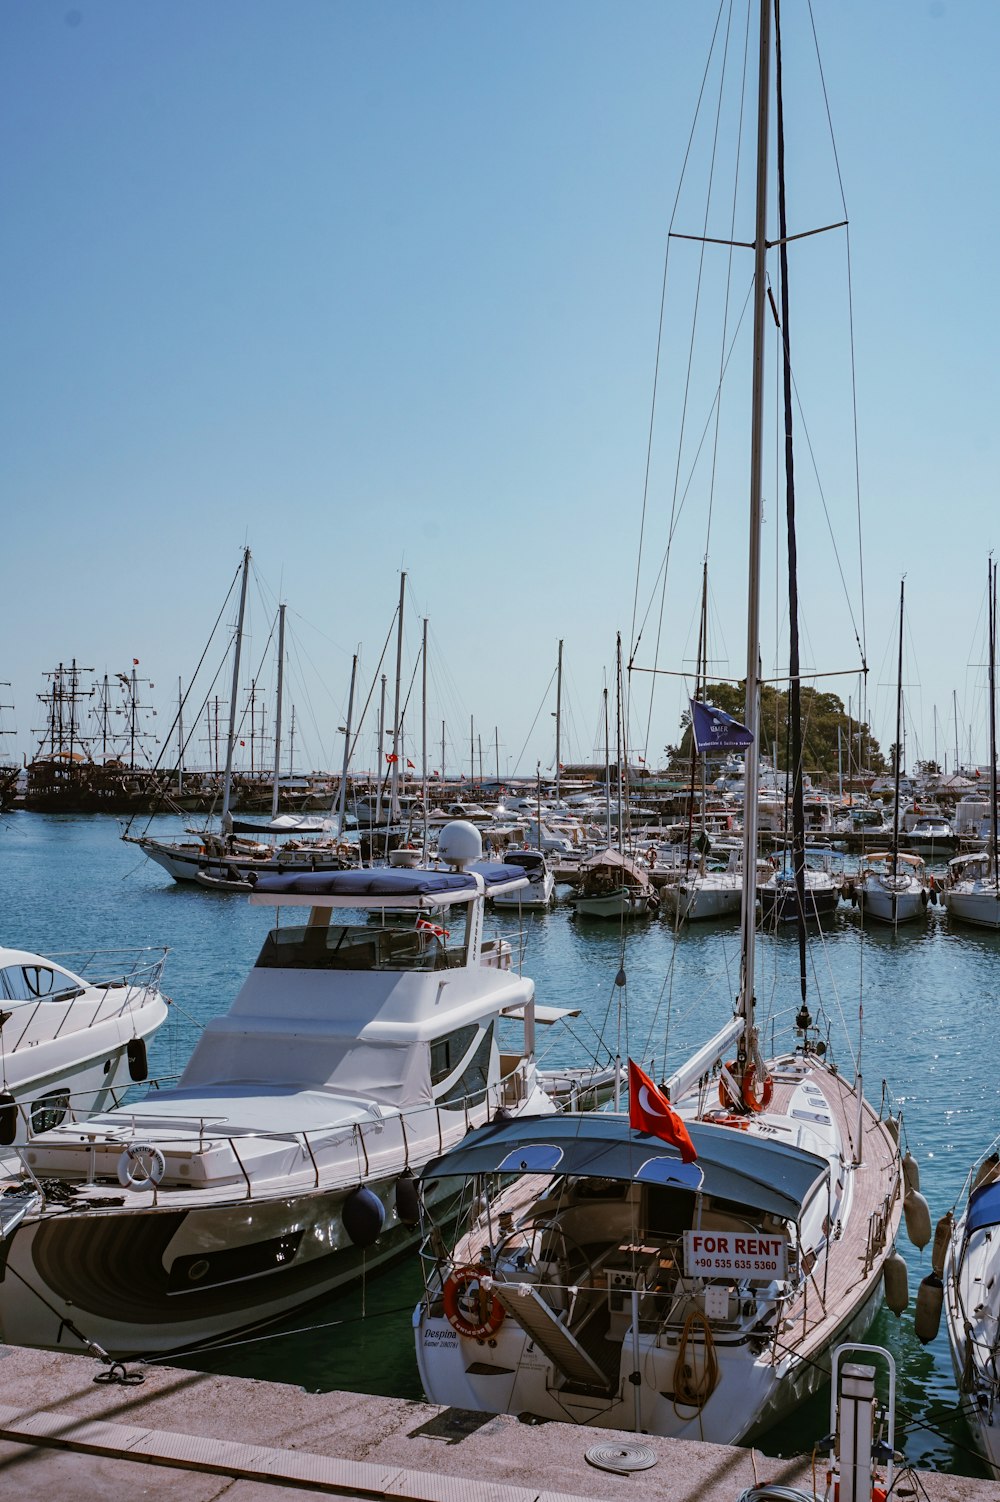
661;879;742;921
0;1172;452;1358
415;1243;886;1446
573;888;658;919
944;886;1000;929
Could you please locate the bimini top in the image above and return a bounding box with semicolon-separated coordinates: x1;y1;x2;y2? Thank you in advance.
249;862;526;911
419;1112;829;1223
966;1178;1000;1238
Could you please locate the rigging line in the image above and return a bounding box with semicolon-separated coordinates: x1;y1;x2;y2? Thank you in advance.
781;292;866;672
806;0;867;679
125;561;243;835
705;0;752;558
345;611;398;773
639;0;747;769
509;665;558;777
629;0;729;665
140;1300;422;1364
629;276;755;668
636;0;741;764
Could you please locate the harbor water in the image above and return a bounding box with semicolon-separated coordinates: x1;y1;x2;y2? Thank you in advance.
0;810;994;1480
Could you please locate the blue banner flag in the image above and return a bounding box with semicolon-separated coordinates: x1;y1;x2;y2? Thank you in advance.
689;699;754;753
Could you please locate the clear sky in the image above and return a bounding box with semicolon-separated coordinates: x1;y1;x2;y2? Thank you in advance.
2;1;997;780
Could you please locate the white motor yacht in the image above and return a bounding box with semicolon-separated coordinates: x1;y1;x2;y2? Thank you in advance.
490;849;555;911
0;946;168;1170
0;824;554;1357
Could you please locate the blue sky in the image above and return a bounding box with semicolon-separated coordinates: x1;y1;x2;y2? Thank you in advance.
2;1;997;779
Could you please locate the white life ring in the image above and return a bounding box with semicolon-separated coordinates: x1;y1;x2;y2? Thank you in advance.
117;1142;166;1191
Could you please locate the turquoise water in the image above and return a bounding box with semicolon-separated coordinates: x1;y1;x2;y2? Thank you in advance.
0;811;993;1479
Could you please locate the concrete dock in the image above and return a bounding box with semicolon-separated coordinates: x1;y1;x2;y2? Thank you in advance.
0;1344;990;1501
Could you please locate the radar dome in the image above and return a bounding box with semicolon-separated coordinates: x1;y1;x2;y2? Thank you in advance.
437;820;483;870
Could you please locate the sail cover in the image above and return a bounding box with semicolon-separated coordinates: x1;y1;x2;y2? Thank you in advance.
690;699;755;753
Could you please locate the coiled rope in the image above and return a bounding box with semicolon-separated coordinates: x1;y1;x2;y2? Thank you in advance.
673;1306;719;1410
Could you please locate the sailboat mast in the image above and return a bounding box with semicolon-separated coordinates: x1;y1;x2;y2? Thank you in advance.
221;547;251;831
422;619;429;856
616;634;625;848
337;653;358;838
603;686;612;843
891;580;904;872
738;0;772;1035
555;639;563;801
984;552;990;883
177;677;184;795
271;602;286;821
390;571;406;821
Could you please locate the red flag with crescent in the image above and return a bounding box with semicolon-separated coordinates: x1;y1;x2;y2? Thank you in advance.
628;1059;697;1163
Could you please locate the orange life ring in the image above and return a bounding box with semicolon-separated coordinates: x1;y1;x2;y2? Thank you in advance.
442;1265;505;1339
741;1063;774;1113
718;1060;773;1114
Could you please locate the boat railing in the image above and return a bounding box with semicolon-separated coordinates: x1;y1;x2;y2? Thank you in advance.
11;1062;539;1207
0;947;168;1057
43;947;167;1033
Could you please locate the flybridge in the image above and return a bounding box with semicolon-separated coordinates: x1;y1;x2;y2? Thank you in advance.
249;862;528;910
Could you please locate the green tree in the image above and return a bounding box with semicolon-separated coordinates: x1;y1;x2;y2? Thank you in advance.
678;684;884;779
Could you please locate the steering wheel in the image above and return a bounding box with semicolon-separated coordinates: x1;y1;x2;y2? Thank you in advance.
494;1217;595;1289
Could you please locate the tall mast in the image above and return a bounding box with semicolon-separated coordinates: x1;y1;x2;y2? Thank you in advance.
890;580;904;875
270;602;286;821
177;677;184;794
337;653;358;839
603;686;612;844
555;639;563;801
615;635;625;850
221;547;251;832
390;571;406;821
421;620;429;856
375;674;387;826
738;0;772;1040
984;558;990;883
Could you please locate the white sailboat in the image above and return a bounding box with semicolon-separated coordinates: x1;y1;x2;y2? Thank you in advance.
413;1;902;1443
572;639;658;919
126;551;355;886
856;582;930;925
0;824;554;1356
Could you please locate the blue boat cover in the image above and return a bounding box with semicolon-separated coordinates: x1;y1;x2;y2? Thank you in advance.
253;862;524;900
419;1112;828;1222
966;1179;1000;1237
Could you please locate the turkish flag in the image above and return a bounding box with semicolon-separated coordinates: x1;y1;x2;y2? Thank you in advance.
628;1059;697;1163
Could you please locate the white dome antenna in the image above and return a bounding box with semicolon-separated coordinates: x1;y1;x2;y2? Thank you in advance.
437;820;483;871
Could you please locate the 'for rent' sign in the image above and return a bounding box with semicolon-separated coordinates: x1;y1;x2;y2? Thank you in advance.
683;1230;788;1281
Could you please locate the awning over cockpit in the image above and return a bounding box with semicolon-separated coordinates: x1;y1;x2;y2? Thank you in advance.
420;1112;829;1223
250;862;526;910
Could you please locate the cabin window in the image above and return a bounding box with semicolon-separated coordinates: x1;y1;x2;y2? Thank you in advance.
30;1089;70;1134
254;924;464;973
431;1022;495;1107
0;966;82;1003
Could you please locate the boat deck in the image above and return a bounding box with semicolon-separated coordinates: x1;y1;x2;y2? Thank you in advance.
766;1068;902;1366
